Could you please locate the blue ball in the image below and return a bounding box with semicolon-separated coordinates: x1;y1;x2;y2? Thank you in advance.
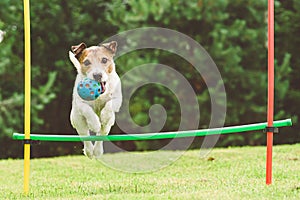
77;78;102;101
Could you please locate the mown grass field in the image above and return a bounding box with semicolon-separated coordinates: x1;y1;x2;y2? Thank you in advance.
1;144;299;200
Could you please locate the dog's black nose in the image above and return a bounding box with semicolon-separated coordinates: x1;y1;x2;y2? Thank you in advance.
93;73;102;82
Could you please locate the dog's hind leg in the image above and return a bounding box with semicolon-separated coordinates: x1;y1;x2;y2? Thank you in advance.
82;135;94;159
76;127;94;159
94;102;115;159
93;123;113;158
70;110;94;159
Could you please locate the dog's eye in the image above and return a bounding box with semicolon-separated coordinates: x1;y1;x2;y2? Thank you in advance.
83;60;91;66
101;57;108;64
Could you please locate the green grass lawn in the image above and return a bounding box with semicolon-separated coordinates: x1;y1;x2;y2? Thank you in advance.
1;144;300;200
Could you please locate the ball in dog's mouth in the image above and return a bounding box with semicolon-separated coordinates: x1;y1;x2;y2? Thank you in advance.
77;78;106;101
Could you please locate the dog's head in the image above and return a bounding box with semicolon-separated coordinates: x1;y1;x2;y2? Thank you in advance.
69;41;117;94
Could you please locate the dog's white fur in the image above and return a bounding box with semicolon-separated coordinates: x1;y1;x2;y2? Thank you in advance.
0;30;5;43
69;42;122;159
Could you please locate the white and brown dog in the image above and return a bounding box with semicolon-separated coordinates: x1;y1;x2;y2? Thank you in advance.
69;41;122;159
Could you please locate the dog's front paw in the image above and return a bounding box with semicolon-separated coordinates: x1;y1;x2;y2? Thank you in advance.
93;141;104;159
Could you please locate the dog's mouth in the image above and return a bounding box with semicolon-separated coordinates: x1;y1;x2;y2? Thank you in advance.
100;81;106;94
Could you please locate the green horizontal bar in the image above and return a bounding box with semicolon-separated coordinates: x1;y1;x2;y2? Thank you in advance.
12;119;292;142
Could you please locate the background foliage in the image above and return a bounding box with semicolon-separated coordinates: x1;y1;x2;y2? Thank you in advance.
0;0;299;158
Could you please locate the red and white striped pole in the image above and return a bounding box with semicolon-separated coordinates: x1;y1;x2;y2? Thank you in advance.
266;0;275;185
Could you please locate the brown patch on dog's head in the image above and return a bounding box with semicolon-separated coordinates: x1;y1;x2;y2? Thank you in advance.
77;49;89;64
78;50;92;75
106;64;113;74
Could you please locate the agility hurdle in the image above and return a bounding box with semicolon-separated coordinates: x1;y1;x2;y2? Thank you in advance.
16;0;288;195
13;119;292;142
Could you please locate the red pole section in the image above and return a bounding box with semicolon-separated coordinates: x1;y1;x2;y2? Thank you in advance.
266;0;274;185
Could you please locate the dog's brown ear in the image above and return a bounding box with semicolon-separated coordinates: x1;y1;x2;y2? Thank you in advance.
71;43;87;59
99;41;117;54
108;41;117;54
